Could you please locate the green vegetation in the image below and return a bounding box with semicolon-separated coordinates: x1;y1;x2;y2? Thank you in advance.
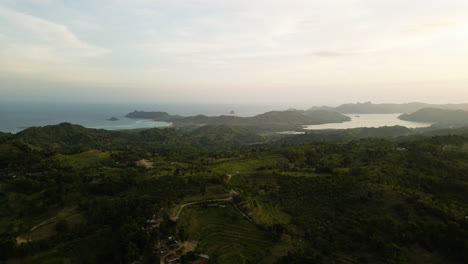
0;123;467;264
53;150;111;169
178;206;272;264
125;109;351;131
399;108;468;125
310;101;468;114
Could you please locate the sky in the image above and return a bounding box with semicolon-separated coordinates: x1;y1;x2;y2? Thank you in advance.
1;0;468;106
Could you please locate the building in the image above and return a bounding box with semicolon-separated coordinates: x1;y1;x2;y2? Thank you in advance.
165;254;180;264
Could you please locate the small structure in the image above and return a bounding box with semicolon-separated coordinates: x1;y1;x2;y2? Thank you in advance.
143;211;164;231
165;254;180;264
153;241;169;255
167;236;179;248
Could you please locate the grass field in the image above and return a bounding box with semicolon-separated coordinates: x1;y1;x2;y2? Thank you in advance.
53;150;111;169
211;154;283;175
177;205;274;264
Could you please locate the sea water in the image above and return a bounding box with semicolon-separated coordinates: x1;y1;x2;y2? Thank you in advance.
0;101;284;133
304;114;432;130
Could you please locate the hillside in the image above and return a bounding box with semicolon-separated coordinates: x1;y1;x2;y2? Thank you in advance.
15;123;114;148
246;110;349;126
398;108;468;125
0;132;12;143
126;109;351;129
309;102;468;114
1;124;467;264
188;125;264;146
125;111;173;121
12;123;265;150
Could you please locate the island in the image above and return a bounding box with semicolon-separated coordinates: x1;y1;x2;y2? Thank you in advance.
107;117;119;121
125;109;351;131
398;108;468;125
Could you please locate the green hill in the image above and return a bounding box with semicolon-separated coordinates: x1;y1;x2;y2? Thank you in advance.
13;123;188;149
15;123;113;147
309;102;468;114
13;123;265;150
126;109;350;129
1;123;468;264
0;132;12;143
399;108;468;125
189;125;264;146
125;111;172;120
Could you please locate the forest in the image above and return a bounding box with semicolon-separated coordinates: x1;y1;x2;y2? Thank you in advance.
0;123;467;264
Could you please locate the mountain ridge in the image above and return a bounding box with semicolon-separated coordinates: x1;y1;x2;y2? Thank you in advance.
398;108;468;125
308;102;468;114
126;109;351;128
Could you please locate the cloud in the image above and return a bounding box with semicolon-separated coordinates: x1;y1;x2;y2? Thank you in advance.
70;18;103;33
29;0;59;5
0;6;112;84
133;7;159;17
313;49;370;57
401;18;460;34
146;67;168;73
0;6;109;57
2;0;468;103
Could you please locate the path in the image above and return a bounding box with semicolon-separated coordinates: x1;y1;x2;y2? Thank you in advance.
170;197;233;221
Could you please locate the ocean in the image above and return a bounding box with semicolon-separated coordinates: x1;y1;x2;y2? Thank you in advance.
0;101;286;133
0;102;433;134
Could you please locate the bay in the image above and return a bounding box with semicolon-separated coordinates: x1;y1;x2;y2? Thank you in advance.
304;114;432;130
0;101;283;133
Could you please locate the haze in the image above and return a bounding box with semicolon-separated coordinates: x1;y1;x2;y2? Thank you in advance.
1;0;468;105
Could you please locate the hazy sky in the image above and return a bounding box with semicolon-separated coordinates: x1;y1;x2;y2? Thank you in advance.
1;0;468;105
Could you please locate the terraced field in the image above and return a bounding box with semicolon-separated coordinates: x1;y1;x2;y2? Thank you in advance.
211;154;283;175
177;205;274;263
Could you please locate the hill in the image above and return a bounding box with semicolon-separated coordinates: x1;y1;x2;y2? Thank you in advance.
15;123;114;148
1;123;467;264
398;108;468;125
125;111;172;121
12;123;265;150
0;132;12;143
126;109;350;130
189;125;264;146
310;102;468;114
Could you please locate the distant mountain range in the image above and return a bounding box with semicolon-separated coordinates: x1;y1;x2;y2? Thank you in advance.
309;102;468;114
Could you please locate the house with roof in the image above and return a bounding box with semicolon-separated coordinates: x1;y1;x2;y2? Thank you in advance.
143;211;165;231
165;254;180;264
